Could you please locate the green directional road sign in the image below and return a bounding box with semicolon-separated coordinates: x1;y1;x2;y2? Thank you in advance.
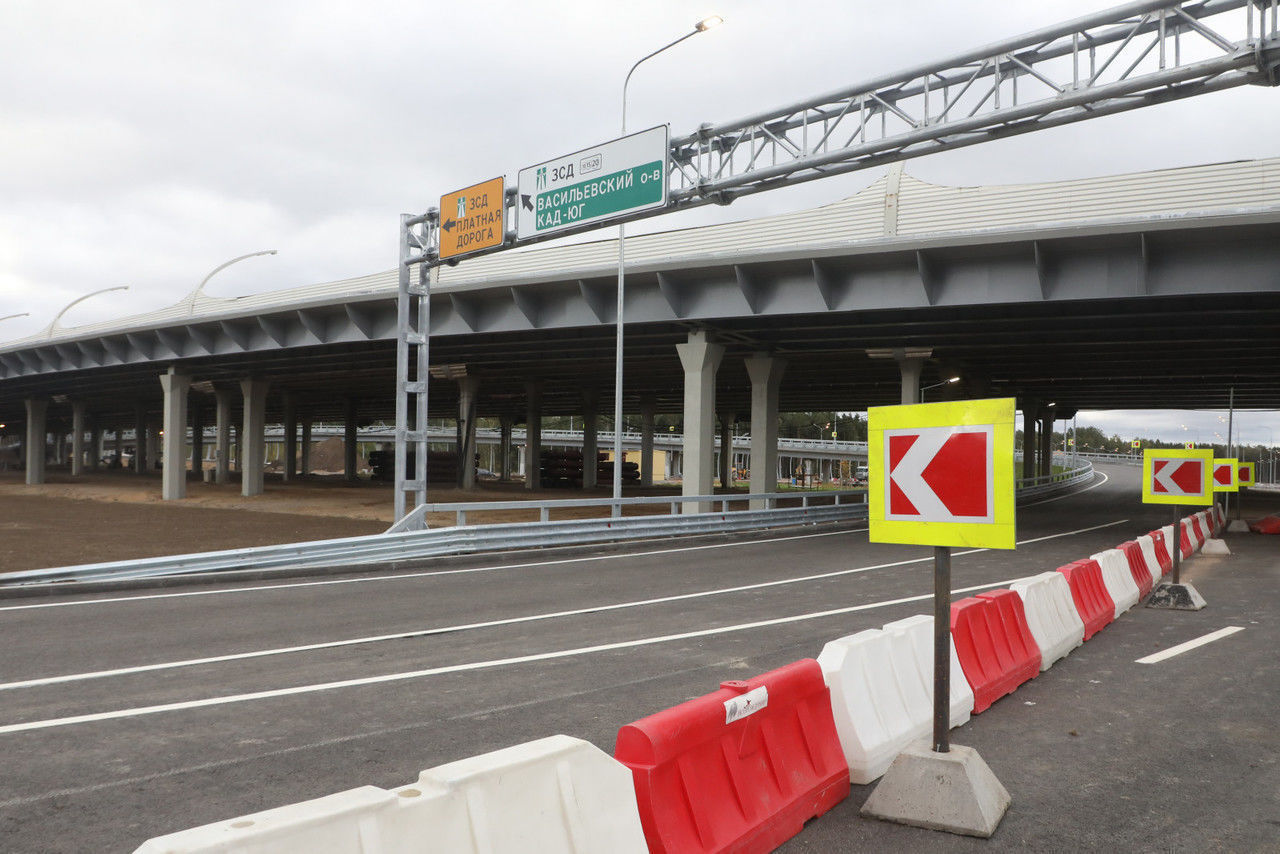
517;126;667;239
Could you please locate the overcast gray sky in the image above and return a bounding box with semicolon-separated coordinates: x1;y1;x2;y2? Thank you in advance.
2;1;1277;445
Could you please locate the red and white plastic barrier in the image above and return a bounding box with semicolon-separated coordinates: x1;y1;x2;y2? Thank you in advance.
817;616;974;785
1117;541;1154;598
883;614;974;729
135;735;648;854
1056;559;1115;641
1008;571;1085;670
1149;529;1173;574
951;591;1041;714
1091;549;1141;617
818;628;931;784
1178;519;1197;556
1135;535;1164;585
614;660;849;854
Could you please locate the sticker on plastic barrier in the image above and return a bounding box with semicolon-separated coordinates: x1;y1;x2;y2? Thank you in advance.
724;686;768;724
868;397;1016;549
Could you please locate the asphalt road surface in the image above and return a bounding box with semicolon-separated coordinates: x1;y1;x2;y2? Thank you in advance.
1;464;1276;852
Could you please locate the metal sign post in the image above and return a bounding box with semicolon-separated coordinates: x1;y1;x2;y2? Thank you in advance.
1142;448;1210;609
862;398;1015;835
932;545;952;754
1170;504;1182;584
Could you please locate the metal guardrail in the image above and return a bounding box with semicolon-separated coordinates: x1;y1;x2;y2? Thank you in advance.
0;463;1096;590
387;489;865;532
0;496;868;589
1015;461;1095;498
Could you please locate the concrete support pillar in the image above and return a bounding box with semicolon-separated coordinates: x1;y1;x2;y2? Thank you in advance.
70;401;86;477
190;405;204;480
457;377;479;490
145;424;159;472
746;354;786;508
1022;403;1038;480
581;389;599;490
282;393;297;483
640;395;656;487
344;397;359;482
897;356;925;405
1040;415;1054;478
498;416;513;481
134;406;148;474
676;330;725;512
24;398;48;485
718;410;734;488
240;378;269;497
300;414;312;476
525;381;542;490
160;368;192;500
89;424;102;472
214;387;232;485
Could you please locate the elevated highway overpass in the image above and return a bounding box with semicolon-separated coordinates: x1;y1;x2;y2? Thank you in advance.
1;156;1277;505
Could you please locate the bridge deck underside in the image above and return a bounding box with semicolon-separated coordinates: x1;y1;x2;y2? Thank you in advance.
2;288;1275;430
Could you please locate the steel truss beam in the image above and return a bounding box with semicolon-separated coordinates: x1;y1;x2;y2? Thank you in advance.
403;0;1279;270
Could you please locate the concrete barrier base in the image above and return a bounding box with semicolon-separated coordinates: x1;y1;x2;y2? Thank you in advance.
860;741;1010;838
1201;538;1231;555
1227;520;1251;533
1146;582;1207;610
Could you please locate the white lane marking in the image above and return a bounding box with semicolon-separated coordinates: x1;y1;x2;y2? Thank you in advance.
1134;626;1245;664
0;575;1032;736
0;518;1129;691
1022;471;1110;507
0;526;860;613
0;658;717;810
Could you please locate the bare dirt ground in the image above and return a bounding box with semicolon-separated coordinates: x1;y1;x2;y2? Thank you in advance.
0;468;718;574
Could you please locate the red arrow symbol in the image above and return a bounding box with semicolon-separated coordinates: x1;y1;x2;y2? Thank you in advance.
1153;459;1202;494
921;431;988;517
1214;464;1232;485
889;434;920;515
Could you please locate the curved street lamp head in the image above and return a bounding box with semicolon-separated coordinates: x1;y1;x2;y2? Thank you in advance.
623;14;724;132
186;249;278;315
44;286;129;339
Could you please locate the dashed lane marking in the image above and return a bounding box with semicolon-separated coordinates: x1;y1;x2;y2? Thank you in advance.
1135;626;1245;664
0;519;1128;692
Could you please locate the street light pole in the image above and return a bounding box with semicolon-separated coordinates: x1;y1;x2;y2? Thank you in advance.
43;287;130;338
614;16;722;511
185;249;278;315
919;375;960;400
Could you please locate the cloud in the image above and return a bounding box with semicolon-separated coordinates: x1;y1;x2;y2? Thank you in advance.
1;0;1277;349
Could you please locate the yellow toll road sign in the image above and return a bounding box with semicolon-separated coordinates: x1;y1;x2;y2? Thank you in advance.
868;397;1016;550
1212;458;1239;492
439;177;506;260
1142;448;1213;506
1238;461;1256;487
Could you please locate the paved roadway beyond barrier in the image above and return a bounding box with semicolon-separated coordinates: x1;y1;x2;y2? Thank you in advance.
0;464;1276;852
